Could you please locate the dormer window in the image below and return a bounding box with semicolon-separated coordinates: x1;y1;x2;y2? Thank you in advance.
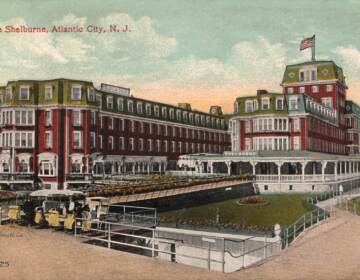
5;87;12;100
299;87;305;93
71;85;82;100
45;86;53;100
162;107;167;118
145;104;152;115
169;109;175;120
189;113;194;123
183;111;188;122
19;86;30;100
128;100;134;113
117;97;124;111
262;98;270;110
96;94;102;107
87;87;95;102
154;105;160;117
276;98;284;110
176;110;181;121
299;68;317;82
106;96;113;109
137;102;143;114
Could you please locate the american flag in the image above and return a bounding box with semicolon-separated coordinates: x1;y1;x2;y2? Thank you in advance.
300;35;315;51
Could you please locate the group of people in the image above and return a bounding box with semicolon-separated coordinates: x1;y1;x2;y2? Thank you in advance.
21;197;93;226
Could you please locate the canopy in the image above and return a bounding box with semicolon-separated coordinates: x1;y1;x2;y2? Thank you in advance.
29;189;84;198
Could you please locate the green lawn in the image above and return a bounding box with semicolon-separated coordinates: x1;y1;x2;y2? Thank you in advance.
160;194;315;233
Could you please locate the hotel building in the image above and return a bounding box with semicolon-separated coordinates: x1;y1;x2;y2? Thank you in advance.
178;60;360;192
0;80;230;190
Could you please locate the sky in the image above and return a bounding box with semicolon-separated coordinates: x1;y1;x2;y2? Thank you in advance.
0;0;360;112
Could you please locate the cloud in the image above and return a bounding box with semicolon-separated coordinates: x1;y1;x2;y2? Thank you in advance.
333;46;360;71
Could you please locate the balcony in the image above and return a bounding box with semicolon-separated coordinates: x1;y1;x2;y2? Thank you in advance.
256;173;359;183
66;173;92;181
0;172;35;182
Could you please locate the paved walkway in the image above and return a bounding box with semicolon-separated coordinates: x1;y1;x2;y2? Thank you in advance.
1;209;360;280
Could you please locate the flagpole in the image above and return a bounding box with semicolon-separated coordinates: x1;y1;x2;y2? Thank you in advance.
311;35;316;61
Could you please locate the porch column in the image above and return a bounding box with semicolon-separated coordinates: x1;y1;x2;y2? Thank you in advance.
209;161;214;174
321;161;327;182
147;163;150;174
277;161;281;183
226;161;232;176
334;161;337;181
132;163;136;174
301;161;306;182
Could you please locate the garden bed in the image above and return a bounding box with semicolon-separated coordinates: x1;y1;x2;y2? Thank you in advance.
159;194;316;234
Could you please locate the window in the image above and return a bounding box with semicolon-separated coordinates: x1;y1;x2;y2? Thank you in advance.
321;97;333;108
40;161;54;176
19;86;30;100
5;87;12;100
73;131;82;149
14;132;34;148
262;98;270;110
108;117;114;130
293;136;300;150
137;102;143;114
289;97;298;110
287;87;294;94
245;101;252;112
289;185;293;191
245;138;251;151
156;140;161;152
45;86;53;100
100;116;104;128
90;132;96;148
108;136;114;150
45;110;52;126
90;111;96;125
107;96;113;109
276;98;284;110
45;131;52;149
300;69;317;82
130;120;135;133
293;118;300;131
72;161;82;174
71;85;82;100
169;109;175;120
326;84;333;92
148;139;153;152
119;137;125;150
129;138;134;151
139;138;144;151
128;100;134;113
96;94;102;107
312;85;319;93
245;120;250;133
162;107;167;118
299;87;305;93
73;110;82;126
87;87;95;102
98;135;103;149
146;104;152;115
117;98;124;111
154;106;160;117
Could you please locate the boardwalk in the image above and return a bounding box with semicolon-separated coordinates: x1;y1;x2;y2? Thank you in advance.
1;209;360;280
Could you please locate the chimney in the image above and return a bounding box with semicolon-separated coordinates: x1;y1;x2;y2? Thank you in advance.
257;89;268;95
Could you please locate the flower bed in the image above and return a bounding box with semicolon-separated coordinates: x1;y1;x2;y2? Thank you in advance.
237;196;269;206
